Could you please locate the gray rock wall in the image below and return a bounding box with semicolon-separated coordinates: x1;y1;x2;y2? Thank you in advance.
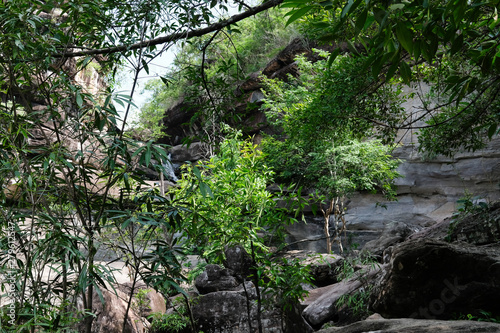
349;129;500;230
287;84;500;253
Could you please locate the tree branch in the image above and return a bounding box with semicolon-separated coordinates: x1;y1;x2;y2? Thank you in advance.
55;0;283;58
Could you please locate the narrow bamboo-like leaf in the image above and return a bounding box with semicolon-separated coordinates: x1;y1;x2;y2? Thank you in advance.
386;58;400;82
142;59;149;75
160;76;170;86
76;91;83;108
193;166;202;180
346;40;359;55
371;55;385;78
285;6;313;26
327;48;341;67
341;0;354;18
355;9;368;34
413;39;421;60
144;148;152;166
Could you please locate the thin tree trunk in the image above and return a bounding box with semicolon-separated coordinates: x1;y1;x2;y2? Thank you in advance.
241;278;254;332
85;234;95;333
321;198;335;253
250;241;263;333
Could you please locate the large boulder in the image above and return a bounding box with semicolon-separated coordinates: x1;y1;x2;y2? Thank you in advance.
363;221;419;257
191;247;313;333
193;290;271;333
158;100;199;146
170;142;207;164
318;318;500;332
410;202;500;245
192;288;313;333
223;244;253;278
371;238;500;319
447;202;500;245
194;264;240;294
78;287;145;333
117;281;167;317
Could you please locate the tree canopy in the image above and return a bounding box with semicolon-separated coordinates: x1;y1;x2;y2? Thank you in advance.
284;0;500;155
261;51;401;252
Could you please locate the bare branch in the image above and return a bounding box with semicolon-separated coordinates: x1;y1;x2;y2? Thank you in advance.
55;0;283;58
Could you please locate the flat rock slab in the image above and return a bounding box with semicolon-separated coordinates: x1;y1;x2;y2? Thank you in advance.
318;318;500;333
303;267;380;327
301;284;339;309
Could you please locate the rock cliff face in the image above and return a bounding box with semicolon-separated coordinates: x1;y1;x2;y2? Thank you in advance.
344;100;500;250
160;38;500;252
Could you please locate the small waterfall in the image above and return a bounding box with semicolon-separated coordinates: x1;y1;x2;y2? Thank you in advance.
163;153;178;183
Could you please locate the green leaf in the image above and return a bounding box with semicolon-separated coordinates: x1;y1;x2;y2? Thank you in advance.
76;91;83;108
285;6;313;26
355;9;368;34
341;0;359;18
385;58;400;82
160;76;170;86
399;61;411;83
389;3;405;10
413;39;421;60
193;166;202;180
371;54;385;78
488;123;497;139
228;27;241;34
144;148;152;166
327;48;341;67
142;59;149;75
396;21;413;54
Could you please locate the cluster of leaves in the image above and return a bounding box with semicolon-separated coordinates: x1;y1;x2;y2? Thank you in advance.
167;132;313;331
169;131;296;261
334;252;379;322
445;192;490;242
261;50;401;253
258;257;313;312
261;51;401;200
148;296;192;333
456;310;500;323
0;0;212;331
283;0;500;156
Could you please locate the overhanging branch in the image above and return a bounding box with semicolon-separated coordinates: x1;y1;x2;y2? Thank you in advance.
55;0;284;58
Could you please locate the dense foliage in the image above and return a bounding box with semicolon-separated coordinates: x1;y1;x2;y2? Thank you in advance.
2;0;500;331
261;51;401;252
167;132;312;330
284;0;500;156
133;7;298;142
